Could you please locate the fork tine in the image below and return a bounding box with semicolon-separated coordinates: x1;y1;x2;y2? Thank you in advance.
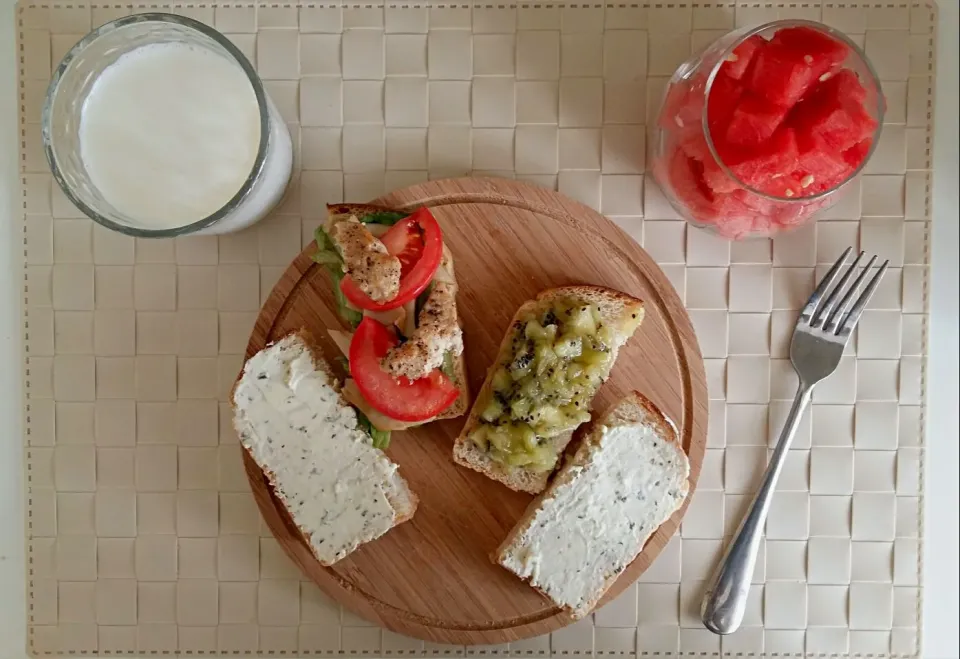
812;250;863;327
825;254;879;331
838;259;890;335
801;246;852;321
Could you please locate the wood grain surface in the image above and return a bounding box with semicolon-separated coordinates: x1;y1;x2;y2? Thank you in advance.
241;178;708;645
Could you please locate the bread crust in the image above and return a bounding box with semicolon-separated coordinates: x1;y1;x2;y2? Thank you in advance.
492;391;689;618
232;328;418;567
453;286;644;493
323;203;470;421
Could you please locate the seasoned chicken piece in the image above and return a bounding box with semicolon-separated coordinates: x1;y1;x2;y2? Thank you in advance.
382;281;463;380
329;217;401;302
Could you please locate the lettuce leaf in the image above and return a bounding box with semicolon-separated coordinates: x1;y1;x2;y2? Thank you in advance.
441;351;456;379
311;226;339;266
359;211;407;226
355;410;391;449
332;274;363;328
311;226;363;328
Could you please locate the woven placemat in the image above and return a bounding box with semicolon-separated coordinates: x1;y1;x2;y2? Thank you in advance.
17;1;936;656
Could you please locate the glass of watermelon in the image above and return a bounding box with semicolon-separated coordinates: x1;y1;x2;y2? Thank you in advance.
652;20;885;240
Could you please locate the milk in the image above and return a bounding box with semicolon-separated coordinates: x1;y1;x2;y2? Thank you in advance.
79;41;292;234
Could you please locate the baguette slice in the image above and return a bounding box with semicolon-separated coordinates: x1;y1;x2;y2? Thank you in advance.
232;329;418;566
494;392;690;619
453;286;644;494
325;203;469;420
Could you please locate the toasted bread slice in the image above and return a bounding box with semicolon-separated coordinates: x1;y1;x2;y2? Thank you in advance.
494;392;690;618
232;329;418;566
324;203;469;420
453;286;644;493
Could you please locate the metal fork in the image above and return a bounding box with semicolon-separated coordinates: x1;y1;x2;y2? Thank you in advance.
701;247;889;635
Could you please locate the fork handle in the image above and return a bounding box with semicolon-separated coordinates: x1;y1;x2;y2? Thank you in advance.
701;383;813;635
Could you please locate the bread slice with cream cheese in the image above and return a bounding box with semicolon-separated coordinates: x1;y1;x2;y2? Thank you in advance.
232;330;418;566
493;392;689;619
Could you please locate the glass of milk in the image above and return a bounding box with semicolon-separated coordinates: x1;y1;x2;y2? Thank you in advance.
42;13;293;236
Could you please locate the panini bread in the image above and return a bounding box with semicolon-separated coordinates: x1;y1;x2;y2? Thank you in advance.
233;330;418;566
454;286;644;493
313;203;469;444
494;392;690;618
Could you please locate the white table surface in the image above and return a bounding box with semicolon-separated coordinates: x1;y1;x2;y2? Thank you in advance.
0;2;955;657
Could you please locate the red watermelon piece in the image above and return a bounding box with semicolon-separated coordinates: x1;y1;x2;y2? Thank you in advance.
770;25;850;69
725;93;791;146
680;132;739;194
748;43;820;107
711;190;759;221
702;164;741;194
773;205;807;227
711;207;761;239
659;74;707;134
732;188;777;216
658;79;693;131
664;148;714;219
842;138;873;168
755;173;805;199
748;27;849;108
706;71;744;137
719;127;799;190
774;199;823;228
679;131;711;162
721;35;767;81
790;69;878;152
817;67;869;102
794;131;852;193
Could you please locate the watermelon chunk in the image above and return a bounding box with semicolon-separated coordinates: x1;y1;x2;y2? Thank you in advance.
732;188;777;216
794;131;852;193
713;216;756;239
770;26;850;69
817;68;869;102
725;93;791;146
711;190;760;221
664;148;714;219
679;132;739;194
721;35;767;81
659;74;707;133
774;199;825;228
755;173;805;199
706;71;744;137
702;163;741;194
718;127;799;190
658;79;693;131
679;131;711;161
748;26;849;109
842;138;873;168
791;70;878;152
748;44;820;107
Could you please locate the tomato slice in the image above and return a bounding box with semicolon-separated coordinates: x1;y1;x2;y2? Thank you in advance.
341;208;444;312
382;216;425;278
349;317;459;422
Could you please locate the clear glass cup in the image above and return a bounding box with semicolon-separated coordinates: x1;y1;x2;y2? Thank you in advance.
651;19;885;240
42;13;293;237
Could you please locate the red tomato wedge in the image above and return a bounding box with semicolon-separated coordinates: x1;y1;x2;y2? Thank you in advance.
340;208;444;312
349;317;459;422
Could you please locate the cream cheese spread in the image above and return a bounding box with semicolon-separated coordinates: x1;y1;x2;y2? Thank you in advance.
500;423;689;616
233;335;400;564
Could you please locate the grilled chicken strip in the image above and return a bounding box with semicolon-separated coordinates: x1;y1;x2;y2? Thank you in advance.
381;281;463;380
328;217;401;302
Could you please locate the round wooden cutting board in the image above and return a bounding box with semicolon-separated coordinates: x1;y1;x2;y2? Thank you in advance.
243;178;707;645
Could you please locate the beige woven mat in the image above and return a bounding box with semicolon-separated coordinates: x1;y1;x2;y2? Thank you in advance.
17;1;936;656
